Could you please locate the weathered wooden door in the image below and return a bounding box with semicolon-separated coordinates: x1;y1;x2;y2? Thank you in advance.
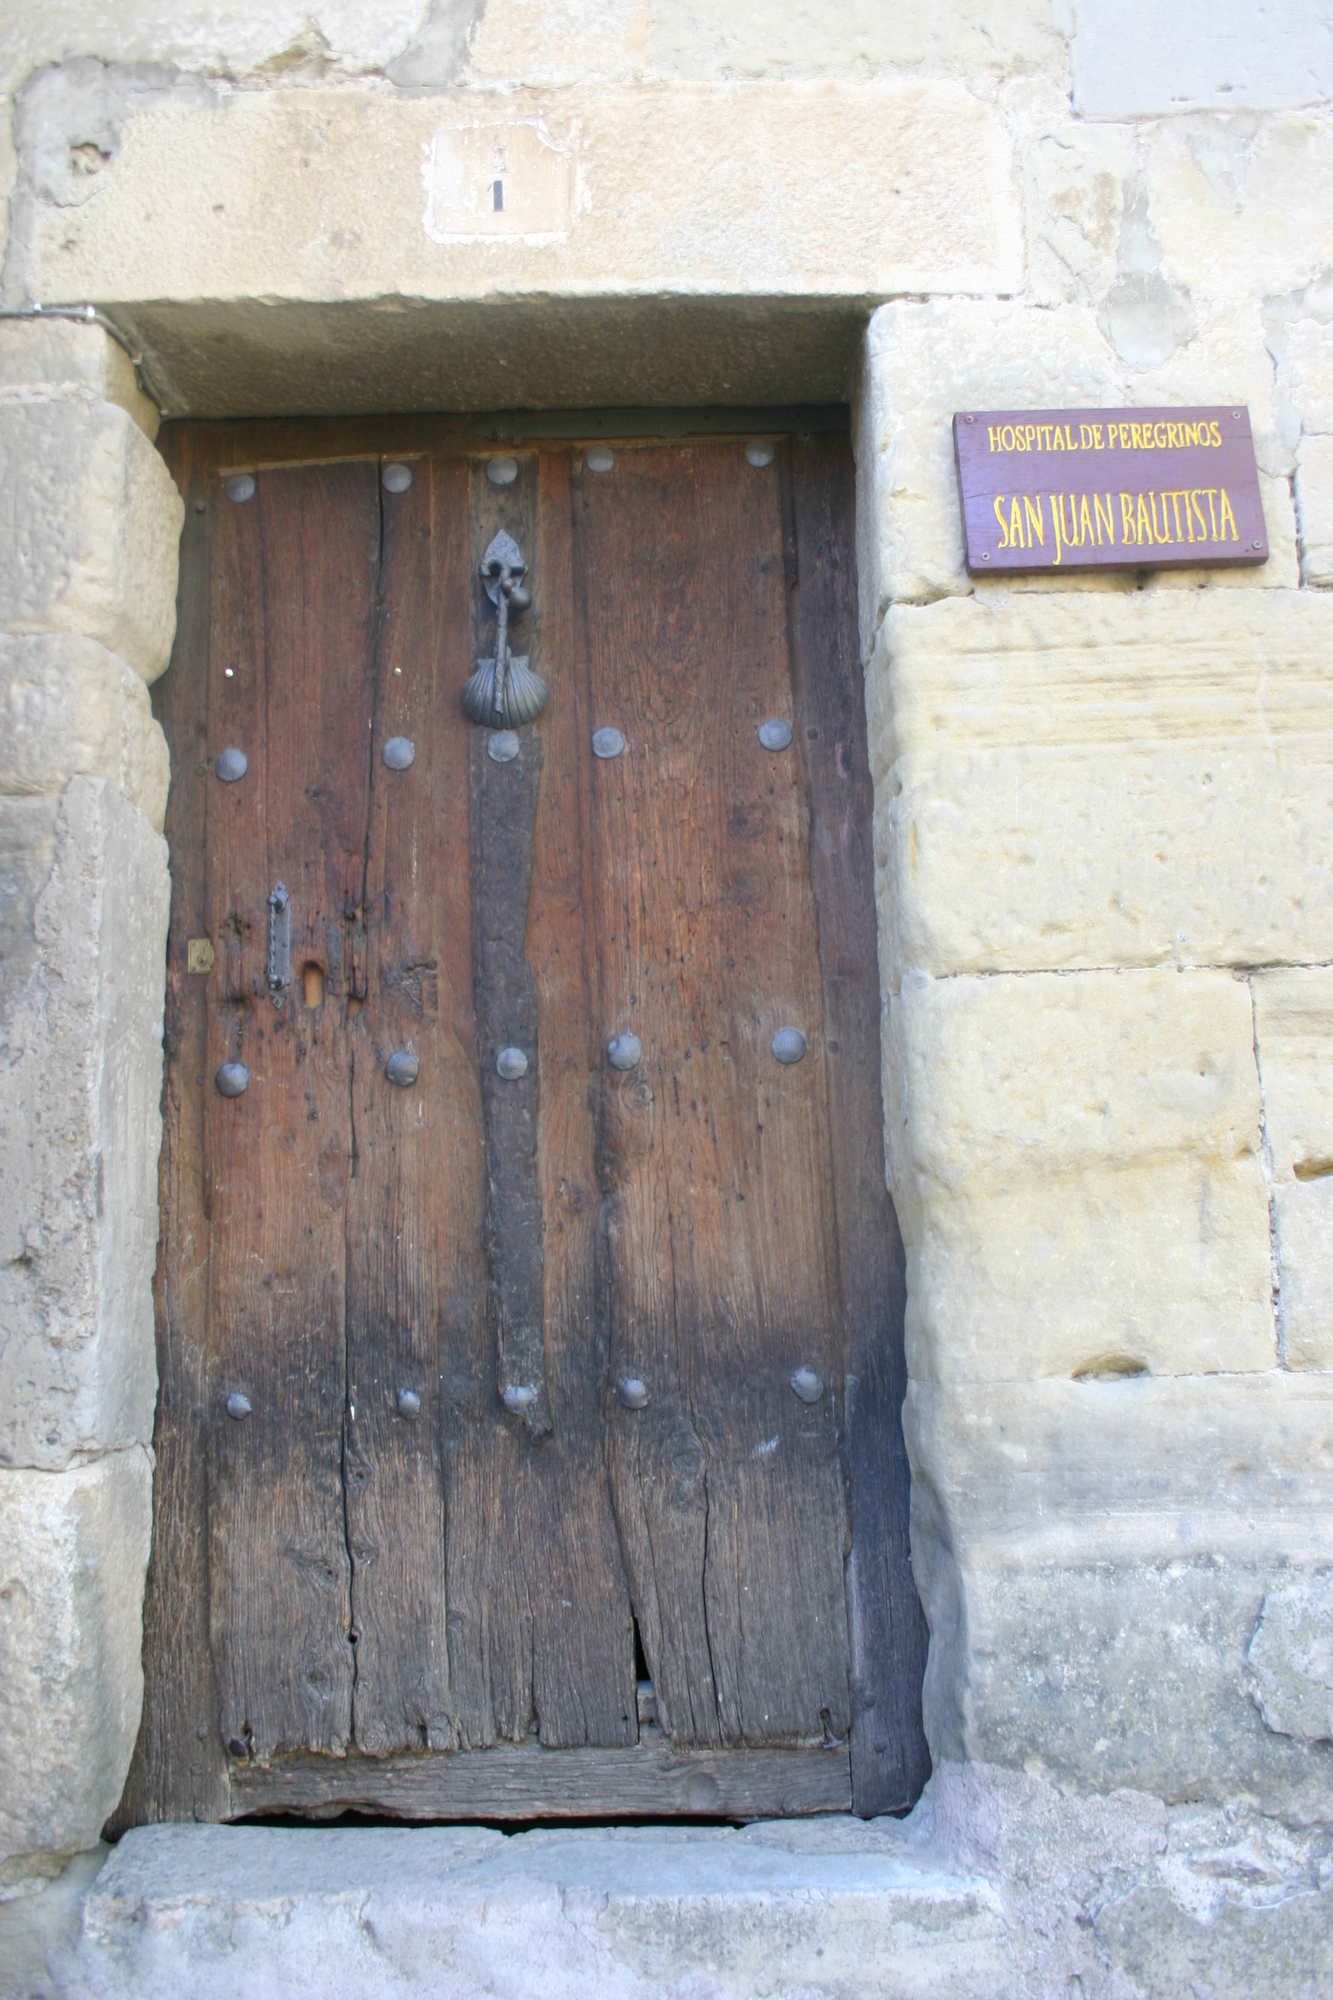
118;416;928;1828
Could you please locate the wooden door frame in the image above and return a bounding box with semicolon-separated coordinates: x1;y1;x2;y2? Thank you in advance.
115;408;929;1832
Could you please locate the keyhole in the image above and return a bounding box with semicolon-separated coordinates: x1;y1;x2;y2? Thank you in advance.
492;178;504;212
303;964;325;1009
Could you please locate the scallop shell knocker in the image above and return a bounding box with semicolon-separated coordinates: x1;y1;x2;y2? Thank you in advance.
463;530;548;728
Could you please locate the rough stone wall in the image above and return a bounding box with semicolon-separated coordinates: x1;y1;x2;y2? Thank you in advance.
0;0;1329;1928
852;21;1333;1825
0;319;180;1882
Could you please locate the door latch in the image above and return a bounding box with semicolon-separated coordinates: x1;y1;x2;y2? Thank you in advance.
463;531;547;728
267;882;290;1007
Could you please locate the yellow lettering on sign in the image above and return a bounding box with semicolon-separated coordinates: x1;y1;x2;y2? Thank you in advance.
1023;494;1046;547
1136;492;1155;543
1077;492;1094;546
1092;424;1105;449
1010;494;1025;548
988;426;1002;451
1094;493;1115;545
1190;490;1209;540
993;494;1010;548
1054;493;1082;564
1205;489;1219;538
1051;425;1065;451
1209;420;1223;447
1120;492;1137;543
1219;488;1239;540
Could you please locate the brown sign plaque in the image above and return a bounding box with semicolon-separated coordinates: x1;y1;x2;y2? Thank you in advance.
953;406;1268;575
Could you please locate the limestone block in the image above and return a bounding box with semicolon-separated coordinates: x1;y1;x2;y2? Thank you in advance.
1296;431;1333;586
1253;967;1333;1369
0;394;181;681
24;80;1021;302
0;778;169;1472
867;591;1333;979
857;300;1293;626
1281;316;1333;436
1247;1575;1333;1744
0;318;159;439
72;1818;1011;2000
1005;77;1133;312
1072;0;1333;117
906;1371;1333;1813
0;1448;151;1877
0;634;169;830
647;0;1064;83
856;300;1121;622
1138;114;1333;305
17;81;1021;420
882;968;1271;1383
53;1771;1333;1999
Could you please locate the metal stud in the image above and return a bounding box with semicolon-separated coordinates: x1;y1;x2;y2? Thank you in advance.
386;1050;420;1087
487;455;519;486
745;441;775;468
790;1366;823;1403
215;747;248;782
487;730;521;764
215;1061;249;1098
586;446;615;473
382;735;415;770
502;1383;538;1414
496;1046;529;1080
382;463;413;493
617;1376;651;1409
771;1027;807;1064
758;718;793;751
607;1032;642;1071
224;474;255;503
226;1391;252;1420
396;1387;422;1419
592;726;625;759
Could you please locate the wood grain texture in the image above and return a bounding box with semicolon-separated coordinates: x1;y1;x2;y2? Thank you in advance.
230;1733;850;1820
579;442;851;1751
205;462;379;1762
111;429;231;1830
437;452;637;1751
341;454;468;1755
784;436;931;1816
132;418;916;1823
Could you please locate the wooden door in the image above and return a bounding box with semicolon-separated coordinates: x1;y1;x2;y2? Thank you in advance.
117;416;928;1828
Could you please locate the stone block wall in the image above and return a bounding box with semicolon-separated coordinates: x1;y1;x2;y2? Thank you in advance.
857;124;1333;1813
0;319;179;1883
0;0;1329;1927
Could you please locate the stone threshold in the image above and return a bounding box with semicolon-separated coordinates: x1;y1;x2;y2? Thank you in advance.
9;1763;1332;1999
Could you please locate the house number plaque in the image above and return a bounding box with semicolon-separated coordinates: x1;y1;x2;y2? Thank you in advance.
953;406;1269;575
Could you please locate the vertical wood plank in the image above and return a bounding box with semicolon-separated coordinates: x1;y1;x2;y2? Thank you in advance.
437;451;637;1750
111;427;230;1828
785;434;930;1815
342;454;472;1754
205;461;379;1762
580;441;851;1748
522;448;637;1746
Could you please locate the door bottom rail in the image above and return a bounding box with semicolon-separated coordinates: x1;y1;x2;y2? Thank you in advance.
227;1731;853;1822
